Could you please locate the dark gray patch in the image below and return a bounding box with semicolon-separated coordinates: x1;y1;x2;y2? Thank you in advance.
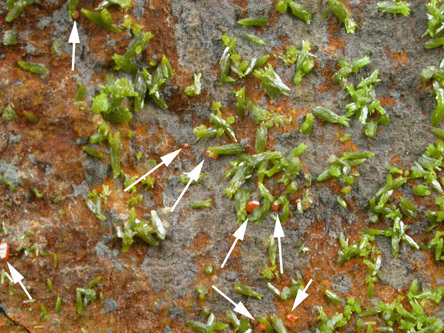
0;162;20;186
377;236;414;290
95;239;113;257
82;158;109;185
103;298;118;313
132;0;146;20
28;154;36;164
25;43;36;55
330;275;352;294
8;133;21;145
71;183;89;198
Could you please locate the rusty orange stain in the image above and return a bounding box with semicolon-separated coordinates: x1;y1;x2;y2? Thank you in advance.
386;47;409;66
190;231;212;253
317;65;340;95
390;155;401;166
322;17;345;55
380;96;396;107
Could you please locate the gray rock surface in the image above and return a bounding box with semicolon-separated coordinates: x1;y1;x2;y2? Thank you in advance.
3;0;444;330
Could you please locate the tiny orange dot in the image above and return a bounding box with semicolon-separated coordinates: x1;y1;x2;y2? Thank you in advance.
72;11;79;20
286;314;296;323
183;143;191;149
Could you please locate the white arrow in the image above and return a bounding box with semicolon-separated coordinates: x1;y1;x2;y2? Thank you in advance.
171;160;204;212
273;215;285;274
212;285;254;320
124;149;182;192
221;219;248;268
292;279;313;311
7;263;32;300
68;21;80;71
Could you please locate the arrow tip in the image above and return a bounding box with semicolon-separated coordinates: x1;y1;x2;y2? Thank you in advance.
234;302;254;320
273;215;285;238
7;262;24;284
292;290;309;311
187;160;204;182
160;149;182;167
233;219;248;240
69;21;80;44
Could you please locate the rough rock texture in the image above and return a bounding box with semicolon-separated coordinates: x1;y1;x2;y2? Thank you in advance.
1;0;444;331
